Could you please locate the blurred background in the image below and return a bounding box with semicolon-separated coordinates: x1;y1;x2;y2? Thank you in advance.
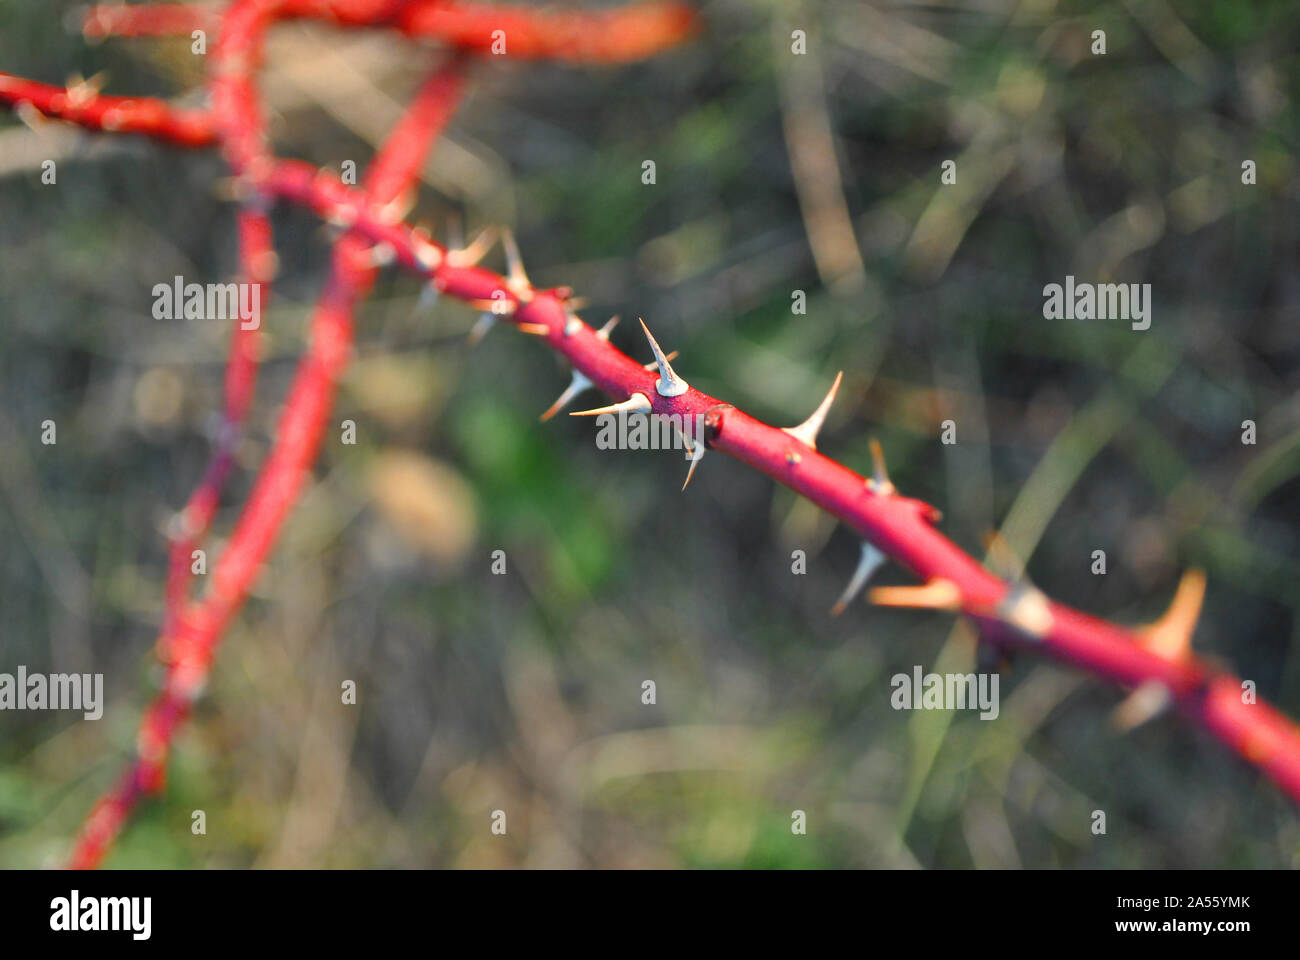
1;0;1299;867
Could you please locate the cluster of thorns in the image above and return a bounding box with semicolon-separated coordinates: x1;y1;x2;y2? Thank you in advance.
1;1;1297;868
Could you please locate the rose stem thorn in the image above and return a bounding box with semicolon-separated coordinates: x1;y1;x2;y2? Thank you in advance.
638;318;688;397
540;369;594;421
831;542;886;616
569;393;652;417
783;371;843;450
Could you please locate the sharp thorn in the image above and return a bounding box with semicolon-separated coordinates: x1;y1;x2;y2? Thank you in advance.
569;393;652;417
500;227;531;293
1140;569;1206;662
597;315;621;341
677;432;705;491
831;542;887;616
540;369;593;421
782;371;843;450
869;579;962;611
638;318;688;397
517;321;550;337
867;437;895;495
447;225;499;268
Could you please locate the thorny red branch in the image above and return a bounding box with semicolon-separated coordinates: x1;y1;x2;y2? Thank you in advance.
0;72;215;144
0;1;1295;867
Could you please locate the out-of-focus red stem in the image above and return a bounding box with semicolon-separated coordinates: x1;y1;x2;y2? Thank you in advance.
0;71;214;144
79;1;700;62
395;0;701;62
66;54;466;871
161;205;274;640
81;3;218;37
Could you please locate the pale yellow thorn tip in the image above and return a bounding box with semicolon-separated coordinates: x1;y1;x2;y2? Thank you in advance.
638;318;688;397
868;579;962;611
569;393;652;417
831;542;886;616
1140;568;1206;661
783;371;843;450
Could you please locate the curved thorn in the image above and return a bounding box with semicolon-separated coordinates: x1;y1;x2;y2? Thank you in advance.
540;369;593;421
783;371;843;450
638;318;688;397
831;541;886;616
1141;569;1206;661
569;393;652;417
678;433;705;491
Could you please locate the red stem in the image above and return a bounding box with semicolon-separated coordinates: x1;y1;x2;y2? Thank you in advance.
67;43;466;869
0;71;214;145
80;0;700;60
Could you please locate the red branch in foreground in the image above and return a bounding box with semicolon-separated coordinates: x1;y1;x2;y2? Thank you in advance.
0;1;1295;867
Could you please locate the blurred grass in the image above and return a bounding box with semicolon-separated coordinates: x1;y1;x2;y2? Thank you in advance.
0;0;1299;867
